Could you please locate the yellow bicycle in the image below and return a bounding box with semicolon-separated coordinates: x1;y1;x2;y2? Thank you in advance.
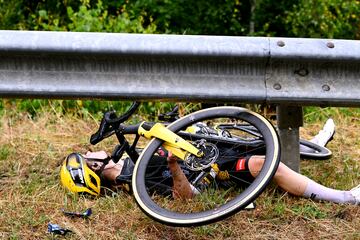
90;102;280;226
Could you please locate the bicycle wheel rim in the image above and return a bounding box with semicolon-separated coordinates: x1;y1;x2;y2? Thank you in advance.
300;139;332;160
132;107;280;226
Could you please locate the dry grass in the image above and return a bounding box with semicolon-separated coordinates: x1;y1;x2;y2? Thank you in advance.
0;108;359;240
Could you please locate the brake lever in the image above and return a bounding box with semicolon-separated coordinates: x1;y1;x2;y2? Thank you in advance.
90;113;115;145
90;102;139;145
104;111;119;124
104;102;140;124
158;105;179;122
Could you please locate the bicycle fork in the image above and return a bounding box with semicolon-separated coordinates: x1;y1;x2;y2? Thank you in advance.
138;122;204;160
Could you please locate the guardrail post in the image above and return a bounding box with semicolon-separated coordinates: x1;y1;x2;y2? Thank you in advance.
276;105;303;172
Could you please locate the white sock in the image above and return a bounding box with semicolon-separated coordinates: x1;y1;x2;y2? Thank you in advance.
303;178;356;204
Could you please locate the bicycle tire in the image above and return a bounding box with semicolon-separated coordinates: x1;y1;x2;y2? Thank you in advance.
299;139;332;160
132;106;280;227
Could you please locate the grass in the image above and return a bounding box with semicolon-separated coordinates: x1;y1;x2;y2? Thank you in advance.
0;106;359;239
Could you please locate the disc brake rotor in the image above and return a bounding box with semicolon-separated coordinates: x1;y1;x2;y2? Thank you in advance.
185;140;219;171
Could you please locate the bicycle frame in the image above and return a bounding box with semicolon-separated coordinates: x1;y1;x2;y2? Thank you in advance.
138;122;204;160
90;103;279;226
91;107;205;164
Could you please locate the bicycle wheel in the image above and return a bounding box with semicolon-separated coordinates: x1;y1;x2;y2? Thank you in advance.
299;139;332;160
132;106;280;227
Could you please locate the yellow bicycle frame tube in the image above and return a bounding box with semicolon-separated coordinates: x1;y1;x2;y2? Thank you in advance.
138;122;203;160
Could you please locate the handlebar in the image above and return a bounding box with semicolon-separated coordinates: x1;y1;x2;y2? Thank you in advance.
105;102;140;124
90;116;112;144
90;102;140;145
157;105;179;122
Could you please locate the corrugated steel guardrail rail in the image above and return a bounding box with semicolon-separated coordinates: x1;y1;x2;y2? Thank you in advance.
1;30;359;171
1;30;360;106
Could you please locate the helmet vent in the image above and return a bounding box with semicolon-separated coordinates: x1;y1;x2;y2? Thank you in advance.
89;175;97;186
70;169;85;186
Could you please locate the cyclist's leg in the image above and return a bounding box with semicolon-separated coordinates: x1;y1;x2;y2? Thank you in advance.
248;156;307;195
248;156;357;204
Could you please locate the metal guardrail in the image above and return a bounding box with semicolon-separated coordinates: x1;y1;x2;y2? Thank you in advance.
1;30;360;106
1;30;360;171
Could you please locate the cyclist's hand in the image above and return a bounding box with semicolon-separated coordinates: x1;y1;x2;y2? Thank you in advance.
167;152;178;164
157;146;169;158
157;147;178;163
85;151;108;160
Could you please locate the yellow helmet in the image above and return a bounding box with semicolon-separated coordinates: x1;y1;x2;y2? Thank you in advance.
60;153;101;196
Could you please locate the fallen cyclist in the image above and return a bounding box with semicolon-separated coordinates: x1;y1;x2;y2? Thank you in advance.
60;119;360;205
